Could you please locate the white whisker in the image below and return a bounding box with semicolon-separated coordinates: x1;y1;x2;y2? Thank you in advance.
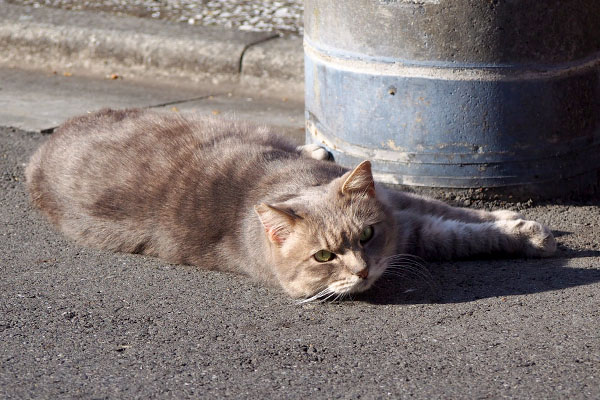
319;290;338;303
296;286;333;305
380;253;440;294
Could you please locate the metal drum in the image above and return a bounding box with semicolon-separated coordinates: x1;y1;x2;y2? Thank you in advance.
304;0;600;199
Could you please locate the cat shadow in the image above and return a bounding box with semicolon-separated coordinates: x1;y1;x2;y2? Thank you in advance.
355;246;600;305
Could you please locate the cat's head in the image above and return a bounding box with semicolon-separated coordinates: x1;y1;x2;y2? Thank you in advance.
255;161;397;299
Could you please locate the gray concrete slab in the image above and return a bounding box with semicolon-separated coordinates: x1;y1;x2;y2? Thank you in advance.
0;67;304;138
0;67;217;132
0;2;304;99
241;35;304;95
0;2;274;79
2;125;600;399
157;93;305;144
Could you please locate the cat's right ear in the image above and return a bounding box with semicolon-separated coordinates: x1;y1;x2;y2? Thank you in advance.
341;160;375;197
254;203;300;246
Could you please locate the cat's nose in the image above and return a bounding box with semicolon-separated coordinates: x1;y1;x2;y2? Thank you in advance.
356;268;369;279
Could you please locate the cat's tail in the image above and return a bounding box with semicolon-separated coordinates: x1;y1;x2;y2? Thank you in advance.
25;145;63;225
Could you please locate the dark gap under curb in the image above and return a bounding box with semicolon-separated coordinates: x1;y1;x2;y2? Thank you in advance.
147;95;222;109
238;34;281;74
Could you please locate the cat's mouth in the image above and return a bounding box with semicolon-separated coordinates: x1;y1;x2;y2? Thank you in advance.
347;279;372;294
299;275;375;303
301;262;387;302
327;260;387;295
328;277;362;294
330;273;377;295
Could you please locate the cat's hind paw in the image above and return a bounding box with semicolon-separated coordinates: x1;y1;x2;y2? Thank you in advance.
297;144;333;161
516;220;557;258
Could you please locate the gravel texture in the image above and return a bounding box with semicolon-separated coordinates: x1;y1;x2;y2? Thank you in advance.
5;0;304;35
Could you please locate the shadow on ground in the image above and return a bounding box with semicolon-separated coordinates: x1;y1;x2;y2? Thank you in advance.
358;241;600;305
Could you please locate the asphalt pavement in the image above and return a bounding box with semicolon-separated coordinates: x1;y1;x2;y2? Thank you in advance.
2;73;600;399
1;3;600;399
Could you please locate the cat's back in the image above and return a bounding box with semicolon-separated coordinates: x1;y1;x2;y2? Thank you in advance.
25;108;303;226
27;108;295;183
25;108;347;268
27;108;295;166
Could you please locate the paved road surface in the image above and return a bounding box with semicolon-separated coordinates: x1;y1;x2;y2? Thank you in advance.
2;125;599;398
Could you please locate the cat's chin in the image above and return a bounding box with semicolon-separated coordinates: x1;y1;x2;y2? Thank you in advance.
337;271;383;295
295;265;387;300
347;279;372;294
347;273;380;294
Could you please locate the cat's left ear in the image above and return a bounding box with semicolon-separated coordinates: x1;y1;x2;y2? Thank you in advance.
341;160;375;197
254;203;300;246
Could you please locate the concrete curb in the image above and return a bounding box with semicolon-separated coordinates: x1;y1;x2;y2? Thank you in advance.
0;2;304;99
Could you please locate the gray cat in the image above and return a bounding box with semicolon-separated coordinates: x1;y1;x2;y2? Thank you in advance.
25;108;556;299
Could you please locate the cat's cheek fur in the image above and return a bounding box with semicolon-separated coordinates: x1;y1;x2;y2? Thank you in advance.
262;239;322;298
276;261;333;298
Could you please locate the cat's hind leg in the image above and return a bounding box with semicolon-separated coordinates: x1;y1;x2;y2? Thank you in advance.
488;209;525;220
296;144;333;161
380;187;524;223
396;210;556;260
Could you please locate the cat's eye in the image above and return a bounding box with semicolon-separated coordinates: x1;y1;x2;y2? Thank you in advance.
359;225;374;243
314;250;335;262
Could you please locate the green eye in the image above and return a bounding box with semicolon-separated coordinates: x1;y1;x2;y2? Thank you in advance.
359;225;374;243
314;250;335;262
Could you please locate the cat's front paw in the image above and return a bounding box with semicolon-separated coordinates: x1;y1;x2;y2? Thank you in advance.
297;144;333;161
513;219;557;257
